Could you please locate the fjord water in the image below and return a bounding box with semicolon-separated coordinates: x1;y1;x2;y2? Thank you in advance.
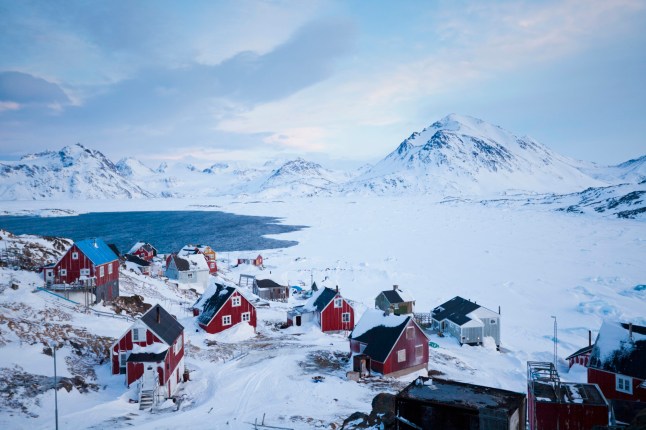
0;211;305;254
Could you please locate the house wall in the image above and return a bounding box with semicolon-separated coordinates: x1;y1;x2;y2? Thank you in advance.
482;316;501;346
588;368;646;402
461;326;485;345
533;401;608;430
199;292;257;334
111;322;164;375
569;353;591;368
256;286;288;301
320;296;354;332
382;321;429;376
133;248;154;262
375;293;390;313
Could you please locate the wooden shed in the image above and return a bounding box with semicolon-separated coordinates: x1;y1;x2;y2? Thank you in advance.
527;361;609;430
375;285;415;315
396;376;526;429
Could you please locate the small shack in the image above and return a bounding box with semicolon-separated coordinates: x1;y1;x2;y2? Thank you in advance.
253;278;289;302
375;285;415;315
431;296;501;348
395;376;526;430
237;255;263;267
527;361;609;430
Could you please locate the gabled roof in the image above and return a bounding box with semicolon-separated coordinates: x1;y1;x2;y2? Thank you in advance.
128;242;156;254
588;321;646;380
75;239;118;266
140;304;184;346
306;287;339;312
350;309;411;362
565;345;593;361
255;279;286;290
169;254;208;272
380;288;414;304
431;296;481;326
125;253;151;266
197;283;236;326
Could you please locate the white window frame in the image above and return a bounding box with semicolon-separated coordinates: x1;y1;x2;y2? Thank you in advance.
241;312;251;322
72;252;78;260
174;334;183;354
80;268;90;276
397;349;406;363
60;268;67;276
108;263;113;275
119;352;127;368
132;328;144;342
415;344;424;359
222;315;232;326
342;312;351;323
232;296;241;307
334;298;342;308
99;266;104;277
406;326;414;340
616;375;633;394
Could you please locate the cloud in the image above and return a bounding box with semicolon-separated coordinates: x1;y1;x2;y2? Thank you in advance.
0;71;70;105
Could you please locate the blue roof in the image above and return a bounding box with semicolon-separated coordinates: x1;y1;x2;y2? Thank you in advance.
75;239;118;265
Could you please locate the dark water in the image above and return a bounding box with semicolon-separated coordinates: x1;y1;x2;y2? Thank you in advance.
0;211;306;254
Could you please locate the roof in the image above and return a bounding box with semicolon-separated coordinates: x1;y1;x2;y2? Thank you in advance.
588;321;646;380
255;279;286;290
398;377;525;413
108;243;120;258
309;287;339;312
75;239;119;266
565;345;593;361
124;253;151;266
140;304;184;345
128;242;156;254
169;254;209;272
350;309;411;362
380;288;414;304
197;283;236;326
431;296;482;326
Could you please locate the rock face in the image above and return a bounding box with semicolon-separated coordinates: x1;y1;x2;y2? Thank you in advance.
341;393;396;429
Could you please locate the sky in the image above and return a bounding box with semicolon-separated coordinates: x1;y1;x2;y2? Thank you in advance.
0;0;645;169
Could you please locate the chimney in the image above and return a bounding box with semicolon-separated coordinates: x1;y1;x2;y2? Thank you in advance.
498;305;501;315
393;284;398;291
93;238;98;248
335;285;339;293
629;323;633;341
588;330;592;347
156;306;160;324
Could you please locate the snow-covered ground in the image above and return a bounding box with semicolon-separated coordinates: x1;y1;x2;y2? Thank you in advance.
0;195;644;429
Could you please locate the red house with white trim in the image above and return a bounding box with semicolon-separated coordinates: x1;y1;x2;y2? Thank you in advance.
587;321;646;423
350;309;429;378
128;242;157;262
111;304;185;405
287;286;354;333
196;283;257;334
43;238;119;303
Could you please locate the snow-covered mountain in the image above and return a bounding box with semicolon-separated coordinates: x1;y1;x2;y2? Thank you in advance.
115;157;155;178
255;158;344;197
344;114;604;196
583;155;646;184
0;144;153;200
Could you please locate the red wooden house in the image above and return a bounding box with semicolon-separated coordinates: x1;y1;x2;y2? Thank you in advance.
287;286;354;333
349;309;429;378
196;283;257;334
111;304;185;405
566;345;593;368
43;238;119;303
127;242;157;262
587;321;646;423
237;254;263;267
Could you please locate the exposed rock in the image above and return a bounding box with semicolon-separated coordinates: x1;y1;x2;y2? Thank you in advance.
110;294;151;317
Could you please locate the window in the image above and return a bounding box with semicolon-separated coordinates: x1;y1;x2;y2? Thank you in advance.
60;269;67;276
397;349;406;363
342;312;351;323
232;296;241;307
415;344;424;359
490;319;497;324
241;312;251;322
187;273;193;279
222;315;232;326
406;326;414;340
108;263;113;275
334;298;342;308
80;268;90;276
72;252;78;260
132;328;145;342
617;375;633;394
119;352;127;369
99;266;104;277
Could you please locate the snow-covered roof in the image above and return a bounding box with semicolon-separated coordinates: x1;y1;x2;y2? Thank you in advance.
380;287;414;304
589;320;646;379
128;241;146;254
351;309;409;339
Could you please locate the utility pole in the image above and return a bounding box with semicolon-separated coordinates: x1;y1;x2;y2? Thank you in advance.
51;341;59;430
551;316;558;369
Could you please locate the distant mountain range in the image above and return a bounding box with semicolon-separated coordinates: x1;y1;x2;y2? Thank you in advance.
1;114;644;218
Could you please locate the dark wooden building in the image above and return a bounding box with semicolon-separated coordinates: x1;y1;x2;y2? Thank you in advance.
253;278;289;301
527;361;609;430
395;376;526;430
375;285;415;315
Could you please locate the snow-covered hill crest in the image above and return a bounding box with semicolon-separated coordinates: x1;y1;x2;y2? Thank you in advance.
0;144;153;200
344;114;605;196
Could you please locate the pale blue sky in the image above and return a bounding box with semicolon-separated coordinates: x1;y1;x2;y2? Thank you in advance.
1;0;644;167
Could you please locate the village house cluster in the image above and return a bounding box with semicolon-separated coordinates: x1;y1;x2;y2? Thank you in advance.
38;238;645;427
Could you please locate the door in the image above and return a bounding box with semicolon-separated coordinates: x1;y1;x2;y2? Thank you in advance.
46;270;54;283
295;315;301;326
142;365;157;391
